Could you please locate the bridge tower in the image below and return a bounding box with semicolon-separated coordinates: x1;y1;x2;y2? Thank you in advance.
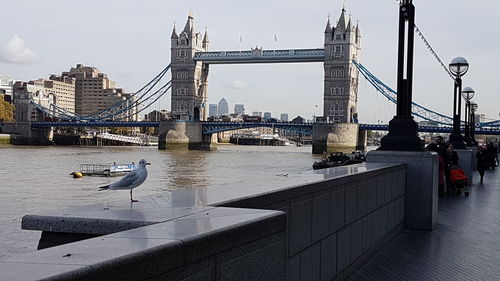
170;13;210;121
323;7;361;123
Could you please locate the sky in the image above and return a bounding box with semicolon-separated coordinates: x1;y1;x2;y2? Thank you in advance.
1;0;499;123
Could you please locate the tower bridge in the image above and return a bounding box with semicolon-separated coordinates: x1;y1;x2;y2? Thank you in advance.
16;8;500;150
170;8;360;125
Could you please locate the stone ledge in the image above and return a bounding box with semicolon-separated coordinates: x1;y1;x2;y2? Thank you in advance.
2;208;286;281
22;206;215;235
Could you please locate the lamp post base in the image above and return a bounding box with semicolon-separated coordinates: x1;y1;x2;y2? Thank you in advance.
449;132;466;149
379;117;423;151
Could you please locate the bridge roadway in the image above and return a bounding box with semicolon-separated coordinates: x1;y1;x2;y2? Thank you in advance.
28;121;500;135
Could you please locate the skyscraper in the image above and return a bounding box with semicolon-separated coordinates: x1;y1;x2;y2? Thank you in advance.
234;104;245;114
263;112;272;121
209;104;218;117
280;113;289;122
218;98;229;116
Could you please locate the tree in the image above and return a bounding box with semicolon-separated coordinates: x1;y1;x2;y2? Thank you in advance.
0;95;15;122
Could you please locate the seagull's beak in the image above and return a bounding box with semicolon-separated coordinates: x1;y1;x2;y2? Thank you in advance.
146;163;151;165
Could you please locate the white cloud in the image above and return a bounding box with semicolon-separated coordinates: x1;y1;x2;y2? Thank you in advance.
0;35;40;64
227;80;248;89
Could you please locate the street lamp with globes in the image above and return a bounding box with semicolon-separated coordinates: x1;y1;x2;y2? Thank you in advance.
379;0;422;151
470;101;478;145
461;87;475;146
448;57;469;149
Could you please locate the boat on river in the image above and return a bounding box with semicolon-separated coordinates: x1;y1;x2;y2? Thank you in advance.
312;151;365;170
72;163;136;177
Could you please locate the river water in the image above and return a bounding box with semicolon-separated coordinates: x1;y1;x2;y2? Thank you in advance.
0;144;320;259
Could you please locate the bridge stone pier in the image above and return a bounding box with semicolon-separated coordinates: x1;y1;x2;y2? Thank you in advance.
158;120;217;150
312;123;366;154
0;122;53;145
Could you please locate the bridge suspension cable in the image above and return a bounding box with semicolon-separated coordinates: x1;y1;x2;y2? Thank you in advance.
414;25;454;80
353;60;454;126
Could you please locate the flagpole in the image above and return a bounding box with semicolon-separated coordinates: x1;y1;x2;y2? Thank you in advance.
239;34;242;53
273;34;278;54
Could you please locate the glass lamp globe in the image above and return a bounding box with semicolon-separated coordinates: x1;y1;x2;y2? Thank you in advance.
462;87;475;101
449;57;469;76
470;101;478;113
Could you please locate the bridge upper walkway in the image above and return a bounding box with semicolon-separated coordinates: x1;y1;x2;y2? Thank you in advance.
193;48;325;64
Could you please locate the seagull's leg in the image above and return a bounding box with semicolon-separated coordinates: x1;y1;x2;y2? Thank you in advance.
130;189;138;203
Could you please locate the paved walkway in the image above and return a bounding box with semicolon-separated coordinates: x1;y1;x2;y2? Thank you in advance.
349;169;500;281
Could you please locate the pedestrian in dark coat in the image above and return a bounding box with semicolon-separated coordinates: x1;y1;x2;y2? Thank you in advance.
443;144;459;193
486;142;498;169
443;144;459;167
427;136;446;196
476;146;489;183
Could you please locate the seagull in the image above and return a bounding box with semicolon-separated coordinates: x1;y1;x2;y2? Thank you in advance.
99;159;150;202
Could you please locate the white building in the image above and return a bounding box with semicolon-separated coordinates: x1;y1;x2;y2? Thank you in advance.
29;75;76;112
12;82;56;122
0;75;15;101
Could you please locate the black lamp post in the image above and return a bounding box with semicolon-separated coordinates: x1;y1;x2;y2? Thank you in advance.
379;0;422;151
461;87;475;146
470;101;478;145
448;57;469;149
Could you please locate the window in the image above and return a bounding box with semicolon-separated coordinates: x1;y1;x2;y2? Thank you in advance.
334;46;344;53
176;87;189;96
328;101;345;116
330;87;344;96
176;71;188;79
330;68;345;78
175;101;183;110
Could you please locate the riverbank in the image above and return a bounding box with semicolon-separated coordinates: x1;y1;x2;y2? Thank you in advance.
0;134;11;144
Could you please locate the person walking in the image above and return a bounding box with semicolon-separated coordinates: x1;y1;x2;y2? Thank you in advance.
486;142;497;169
426;136;444;154
476;145;489;183
427;136;446;196
443;144;459;194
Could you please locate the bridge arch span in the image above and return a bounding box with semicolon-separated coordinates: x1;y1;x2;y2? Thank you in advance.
201;122;312;136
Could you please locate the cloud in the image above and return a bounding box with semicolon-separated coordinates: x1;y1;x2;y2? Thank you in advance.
227;80;248;89
0;35;40;64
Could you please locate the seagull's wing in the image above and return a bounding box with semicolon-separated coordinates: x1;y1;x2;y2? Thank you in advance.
109;169;141;189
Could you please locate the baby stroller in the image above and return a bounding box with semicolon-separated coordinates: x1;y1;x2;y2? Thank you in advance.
448;165;469;196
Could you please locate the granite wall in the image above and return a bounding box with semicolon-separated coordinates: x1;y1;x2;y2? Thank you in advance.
220;164;406;281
